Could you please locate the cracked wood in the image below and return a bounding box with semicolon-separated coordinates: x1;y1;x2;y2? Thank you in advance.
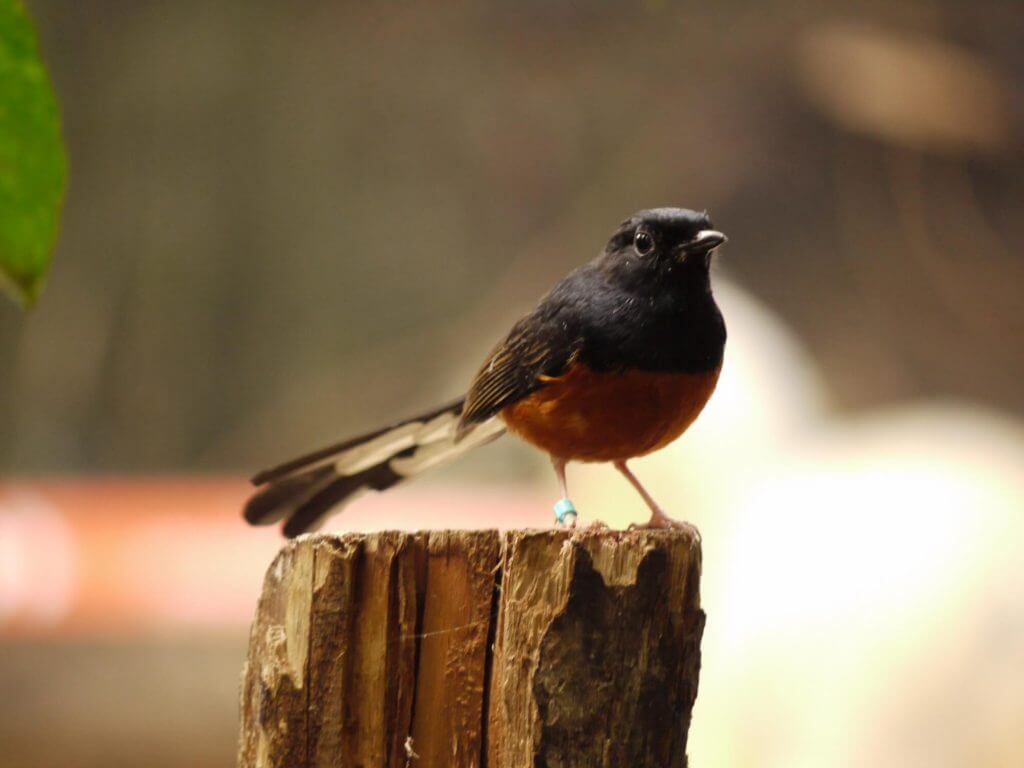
238;528;703;768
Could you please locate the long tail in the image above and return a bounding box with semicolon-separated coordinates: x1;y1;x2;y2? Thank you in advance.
243;398;505;537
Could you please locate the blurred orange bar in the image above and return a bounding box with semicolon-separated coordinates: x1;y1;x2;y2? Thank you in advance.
0;478;546;638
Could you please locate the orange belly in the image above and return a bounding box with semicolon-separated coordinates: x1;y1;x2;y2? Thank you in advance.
501;363;721;462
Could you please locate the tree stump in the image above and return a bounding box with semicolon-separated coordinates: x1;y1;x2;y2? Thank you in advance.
237;528;704;768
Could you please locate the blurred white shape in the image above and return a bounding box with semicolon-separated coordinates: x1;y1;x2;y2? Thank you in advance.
796;22;1012;154
0;491;77;629
722;404;1024;641
576;278;1024;767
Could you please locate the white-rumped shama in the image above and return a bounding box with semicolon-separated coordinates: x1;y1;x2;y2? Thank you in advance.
245;207;727;536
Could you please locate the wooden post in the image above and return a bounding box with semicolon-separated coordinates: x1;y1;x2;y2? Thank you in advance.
238;528;703;768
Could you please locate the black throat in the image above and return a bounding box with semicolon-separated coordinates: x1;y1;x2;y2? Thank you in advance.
575;255;726;375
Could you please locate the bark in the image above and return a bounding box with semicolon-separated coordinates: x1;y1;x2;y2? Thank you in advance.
238;528;703;768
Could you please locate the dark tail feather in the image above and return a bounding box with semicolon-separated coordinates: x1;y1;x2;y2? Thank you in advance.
280;460;405;538
242;465;335;526
244;398;505;537
252;397;466;485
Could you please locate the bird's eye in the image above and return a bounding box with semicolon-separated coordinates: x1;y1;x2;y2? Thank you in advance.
633;230;655;256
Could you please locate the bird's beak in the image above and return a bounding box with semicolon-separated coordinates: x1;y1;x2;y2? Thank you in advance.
681;229;727;256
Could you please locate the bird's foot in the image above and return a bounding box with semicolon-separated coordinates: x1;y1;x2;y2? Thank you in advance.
629;509;701;542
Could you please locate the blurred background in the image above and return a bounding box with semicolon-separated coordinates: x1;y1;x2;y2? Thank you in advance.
2;0;1022;766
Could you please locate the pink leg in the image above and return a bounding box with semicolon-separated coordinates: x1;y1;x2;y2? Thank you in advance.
551;457;577;528
614;461;700;539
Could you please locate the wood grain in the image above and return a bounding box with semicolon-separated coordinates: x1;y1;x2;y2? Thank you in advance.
238;528;703;768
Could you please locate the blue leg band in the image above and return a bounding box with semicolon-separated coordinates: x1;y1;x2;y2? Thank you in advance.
554;498;577;525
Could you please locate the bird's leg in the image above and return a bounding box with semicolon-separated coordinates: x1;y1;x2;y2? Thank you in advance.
614;460;700;540
551;456;578;528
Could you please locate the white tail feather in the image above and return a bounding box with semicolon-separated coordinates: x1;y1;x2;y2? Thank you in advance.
333;422;423;475
390;418;504;475
246;399;504;536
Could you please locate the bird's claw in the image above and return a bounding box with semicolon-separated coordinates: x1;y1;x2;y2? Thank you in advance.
630;511;701;542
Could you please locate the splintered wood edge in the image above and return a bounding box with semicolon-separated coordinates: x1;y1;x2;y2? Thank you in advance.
238;528;702;768
489;528;702;768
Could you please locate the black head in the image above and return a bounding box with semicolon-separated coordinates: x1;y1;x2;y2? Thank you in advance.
600;207;726;291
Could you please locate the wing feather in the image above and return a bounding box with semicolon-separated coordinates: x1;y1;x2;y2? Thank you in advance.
457;314;580;438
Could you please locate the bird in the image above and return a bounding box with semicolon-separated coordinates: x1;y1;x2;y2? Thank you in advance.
244;207;727;537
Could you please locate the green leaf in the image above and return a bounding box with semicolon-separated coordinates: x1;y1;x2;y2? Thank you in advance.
0;0;66;307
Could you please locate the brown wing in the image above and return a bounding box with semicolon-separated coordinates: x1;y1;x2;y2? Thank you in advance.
457;315;580;439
